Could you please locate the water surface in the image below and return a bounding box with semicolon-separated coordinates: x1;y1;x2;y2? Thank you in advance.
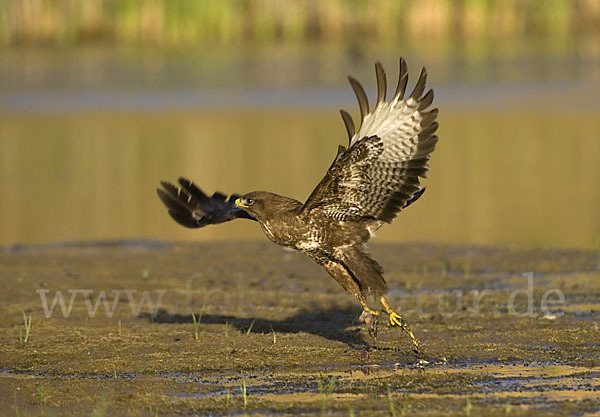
1;42;598;248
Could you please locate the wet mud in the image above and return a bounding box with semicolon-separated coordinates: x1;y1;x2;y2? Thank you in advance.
1;241;599;416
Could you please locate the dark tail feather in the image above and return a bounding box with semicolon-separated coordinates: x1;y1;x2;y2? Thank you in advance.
176;178;208;204
157;182;200;228
157;179;255;229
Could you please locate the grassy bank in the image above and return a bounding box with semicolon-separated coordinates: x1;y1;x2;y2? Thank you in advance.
2;0;599;46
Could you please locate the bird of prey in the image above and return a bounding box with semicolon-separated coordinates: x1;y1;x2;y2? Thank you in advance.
157;58;438;349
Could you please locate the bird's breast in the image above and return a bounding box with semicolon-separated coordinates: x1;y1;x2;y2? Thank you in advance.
259;216;306;248
259;220;276;241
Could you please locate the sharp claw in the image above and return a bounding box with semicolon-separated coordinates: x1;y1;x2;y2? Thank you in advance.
378;297;421;351
387;311;420;351
389;312;403;327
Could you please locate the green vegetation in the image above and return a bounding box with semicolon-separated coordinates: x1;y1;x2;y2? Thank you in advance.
387;383;397;417
12;389;19;417
191;308;204;341
318;375;338;416
225;387;231;408
240;375;248;410
148;405;160;417
19;310;31;344
466;396;473;416
1;0;598;46
141;267;150;280
35;385;53;406
245;319;255;336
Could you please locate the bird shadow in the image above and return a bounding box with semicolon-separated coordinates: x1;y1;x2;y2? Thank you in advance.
140;306;374;348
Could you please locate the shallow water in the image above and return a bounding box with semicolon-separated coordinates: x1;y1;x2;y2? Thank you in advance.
1;108;599;250
1;42;599;249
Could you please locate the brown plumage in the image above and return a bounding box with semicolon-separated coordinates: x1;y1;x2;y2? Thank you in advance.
157;58;439;348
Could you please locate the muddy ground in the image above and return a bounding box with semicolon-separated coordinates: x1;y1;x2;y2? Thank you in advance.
0;241;599;416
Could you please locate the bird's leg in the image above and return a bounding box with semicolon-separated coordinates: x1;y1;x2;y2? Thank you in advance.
360;298;380;317
359;298;379;339
379;296;420;351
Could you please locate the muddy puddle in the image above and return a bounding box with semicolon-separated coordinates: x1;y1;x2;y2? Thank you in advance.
1;242;599;416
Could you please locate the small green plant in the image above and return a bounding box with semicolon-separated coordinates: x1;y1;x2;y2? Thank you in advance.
348;406;355;417
148;405;159;417
318;375;337;416
465;396;472;416
141;267;150;280
36;385;52;407
225;387;231;407
401;401;408;416
191;308;204;341
387;383;397;417
270;325;277;344
246;319;255;335
240;376;248;410
13;388;19;417
80;316;89;341
504;399;511;414
19;310;32;343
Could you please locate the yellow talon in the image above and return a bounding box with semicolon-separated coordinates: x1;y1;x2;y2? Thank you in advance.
389;311;403;327
380;296;421;351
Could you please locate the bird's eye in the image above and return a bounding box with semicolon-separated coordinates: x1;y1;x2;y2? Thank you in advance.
246;198;254;205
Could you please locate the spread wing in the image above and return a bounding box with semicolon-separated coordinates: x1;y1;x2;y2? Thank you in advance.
300;58;438;222
157;178;255;228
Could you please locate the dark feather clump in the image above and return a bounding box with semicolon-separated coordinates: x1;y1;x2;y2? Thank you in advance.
156;178;255;228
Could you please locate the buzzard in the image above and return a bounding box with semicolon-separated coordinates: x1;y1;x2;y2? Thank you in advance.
157;58;438;349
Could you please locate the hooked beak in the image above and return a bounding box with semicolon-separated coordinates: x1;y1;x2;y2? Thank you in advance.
235;198;249;208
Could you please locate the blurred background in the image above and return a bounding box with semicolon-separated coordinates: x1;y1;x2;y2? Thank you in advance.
0;0;599;249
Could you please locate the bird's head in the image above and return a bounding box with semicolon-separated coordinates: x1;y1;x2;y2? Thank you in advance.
235;191;299;221
235;191;269;219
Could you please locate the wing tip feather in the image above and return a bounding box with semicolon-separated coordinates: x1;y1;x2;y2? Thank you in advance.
394;57;409;100
339;109;356;142
374;61;387;104
410;67;428;100
348;75;370;121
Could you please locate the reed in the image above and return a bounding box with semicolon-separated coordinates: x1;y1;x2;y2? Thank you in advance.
1;0;597;46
